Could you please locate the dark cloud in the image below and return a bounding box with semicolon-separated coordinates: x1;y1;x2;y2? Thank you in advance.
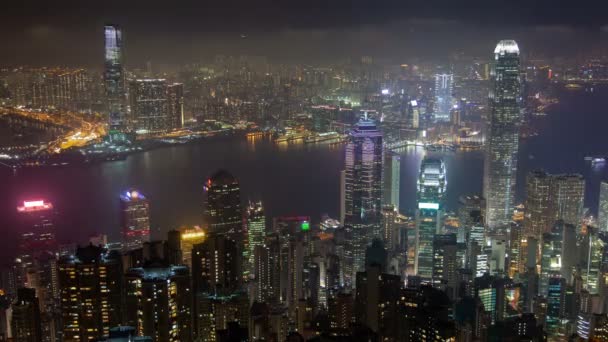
1;0;607;66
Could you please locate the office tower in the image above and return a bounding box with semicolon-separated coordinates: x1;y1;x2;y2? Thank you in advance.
120;189;151;251
407;100;420;129
11;288;42;342
380;205;398;251
546;277;566;337
415;157;446;282
434;73;454;121
474;275;509;325
354;264;400;337
178;226;206;269
192;234;240;295
167;83;184;129
398;286;456;341
598;182;608;232
196;291;249;342
382;152;400;210
203;170;243;245
484;40;521;230
104;25;126;131
344;116;383;279
58;245;123;341
253;244;280;304
489;238;506;276
540;222;567;296
129;79;169;133
125;265;192;342
246;201;266;271
524;170;553;239
551;174;585;226
16;200;57;288
583;227;604;294
433;234;458;296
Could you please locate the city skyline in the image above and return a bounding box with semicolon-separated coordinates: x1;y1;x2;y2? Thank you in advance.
2;6;608;340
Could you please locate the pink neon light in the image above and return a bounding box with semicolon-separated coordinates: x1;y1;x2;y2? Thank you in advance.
24;200;44;208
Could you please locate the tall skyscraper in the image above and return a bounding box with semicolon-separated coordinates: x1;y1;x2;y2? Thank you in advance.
16;200;57;288
177;226;207;269
191;234;241;295
120;189;151;251
434;73;454;122
246;201;266;270
203;170;243;245
598;181;608;232
104;25;126;131
344;117;383;280
551;174;585;226
167;83;184;129
484;40;521;230
125;265;192;342
415;157;446;282
58;245;123;341
524;170;553;239
383;152;400;210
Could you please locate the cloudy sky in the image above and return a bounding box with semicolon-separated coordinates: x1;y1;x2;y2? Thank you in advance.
1;0;607;66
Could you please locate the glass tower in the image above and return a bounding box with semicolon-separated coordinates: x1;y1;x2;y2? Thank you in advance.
344;116;383;283
104;25;126;131
484;40;521;230
434;73;454;122
415;157;446;282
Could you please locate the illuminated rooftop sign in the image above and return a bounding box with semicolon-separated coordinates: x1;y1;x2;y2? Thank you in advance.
418;202;439;210
301;221;310;231
17;200;53;212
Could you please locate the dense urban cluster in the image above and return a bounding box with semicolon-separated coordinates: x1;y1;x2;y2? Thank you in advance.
3;23;608;342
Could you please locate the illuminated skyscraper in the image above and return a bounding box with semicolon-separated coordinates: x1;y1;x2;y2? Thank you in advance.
598;182;608;232
415;158;446;282
246;201;266;270
178;226;206;269
58;245;123;341
551;174;585;226
434;73;454;122
484;40;521;230
120;189;151;251
203;170;243;246
344;117;383;281
16;200;57;289
167;83;184;129
129;79;169;133
125;265;192;342
383;152;400;210
524;170;553;239
104;25;126;131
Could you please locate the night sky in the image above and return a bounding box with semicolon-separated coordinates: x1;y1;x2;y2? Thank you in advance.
1;0;608;66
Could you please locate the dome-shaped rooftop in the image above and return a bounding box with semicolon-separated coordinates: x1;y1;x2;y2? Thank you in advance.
494;40;519;55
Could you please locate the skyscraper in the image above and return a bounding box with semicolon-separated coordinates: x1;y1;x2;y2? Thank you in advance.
344;117;383;280
246;201;266;271
484;40;521;230
58;245;123;341
167;83;184;129
191;234;241;295
125;265;192;342
104;25;126;131
129;79;169;133
415;157;446;282
11;288;43;342
383;151;400;210
551;174;585;226
203;170;243;244
120;189;151;251
598;182;608;232
524;170;553;239
434;73;454;122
